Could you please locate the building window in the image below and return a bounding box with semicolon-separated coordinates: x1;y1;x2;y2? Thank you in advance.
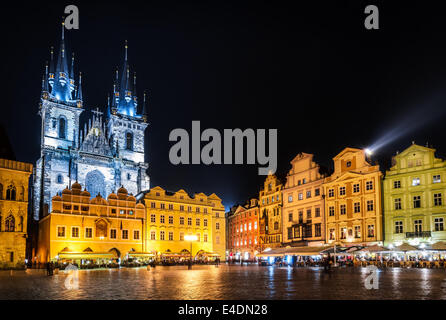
57;226;65;237
6;185;16;201
298;193;303;200
204;234;208;242
394;198;402;210
150;231;156;240
134;230;140;240
187;217;192;226
315;207;321;217
435;218;444;231
354;202;360;213
367;225;375;238
288;212;293;222
306;191;311;198
196;233;200;242
151;214;156;223
59;117;66;139
254;221;257;229
204;219;208;227
346;161;351;167
4;215;14;232
433;175;441;184
125;132;133;151
315;224;321;237
216;222;220;230
353;184;360;193
122;230;129;239
366;181;373;191
395;221;403;234
354;226;361;238
94;220;107;238
340;204;346;215
328;189;334;197
188;206;192;212
85;227;93;238
329;229;335;241
179;232;184;241
412;178;420;186
434;193;442;206
394;180;401;189
180;205;184;211
119;210;125;215
339;187;346;196
367;200;374;211
169;216;174;224
71;227;79;238
196;218;200;226
160;203;165;209
340;227;347;240
160;231;165;241
168;204;173;210
315;188;320;196
329;206;335;216
160;215;165;224
413;196;421;208
414;220;423;233
196;207;200;213
180;217;184;225
168;232;173;241
110;229;117;239
57;174;63;184
288;194;293;203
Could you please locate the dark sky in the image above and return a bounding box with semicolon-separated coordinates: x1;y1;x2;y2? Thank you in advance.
2;1;446;210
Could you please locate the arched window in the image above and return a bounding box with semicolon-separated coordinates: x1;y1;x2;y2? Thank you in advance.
6;185;16;201
274;221;279;230
95;220;108;238
5;215;15;232
59;117;66;139
0;183;3;200
57;174;63;184
125;132;133;151
19;216;24;232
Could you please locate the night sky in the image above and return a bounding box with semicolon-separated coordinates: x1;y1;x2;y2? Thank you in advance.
2;1;446;210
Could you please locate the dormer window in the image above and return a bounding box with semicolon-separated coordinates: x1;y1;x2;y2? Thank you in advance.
346;161;351;167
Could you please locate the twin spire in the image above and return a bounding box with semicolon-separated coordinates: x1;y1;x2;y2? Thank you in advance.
42;22;149;120
42;19;82;105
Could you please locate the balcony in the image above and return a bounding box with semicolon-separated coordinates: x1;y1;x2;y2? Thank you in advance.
405;231;431;238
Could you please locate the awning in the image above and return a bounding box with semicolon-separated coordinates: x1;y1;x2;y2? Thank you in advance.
257;246;332;257
58;252;115;259
196;252;220;257
128;252;155;257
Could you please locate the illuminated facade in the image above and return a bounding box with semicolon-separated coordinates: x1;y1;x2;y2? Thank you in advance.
227;199;260;260
324;147;383;245
383;143;446;246
259;174;283;249
282;153;326;247
36;183;146;263
33;23;149;221
0;159;33;268
143;187;226;260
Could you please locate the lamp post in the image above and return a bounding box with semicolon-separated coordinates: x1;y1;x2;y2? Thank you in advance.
185;234;198;270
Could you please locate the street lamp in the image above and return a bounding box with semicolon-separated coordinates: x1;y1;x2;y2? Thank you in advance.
185;234;198;270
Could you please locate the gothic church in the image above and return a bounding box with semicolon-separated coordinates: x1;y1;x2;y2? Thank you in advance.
33;22;150;220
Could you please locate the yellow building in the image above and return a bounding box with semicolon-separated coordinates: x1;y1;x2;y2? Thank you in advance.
0;159;33;269
144;186;226;260
282;153;326;247
259;173;283;249
37;183;147;264
324;147;383;245
384;143;446;246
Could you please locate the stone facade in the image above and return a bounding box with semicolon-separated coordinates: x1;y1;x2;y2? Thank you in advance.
0;159;33;269
259;174;283;249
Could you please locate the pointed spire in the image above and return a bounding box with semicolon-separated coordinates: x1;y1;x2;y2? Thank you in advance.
125;39;128;61
76;72;83;101
142;91;148;121
70;53;75;79
43;62;49;92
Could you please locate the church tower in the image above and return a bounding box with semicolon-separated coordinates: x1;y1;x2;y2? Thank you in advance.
107;41;150;196
34;21;84;220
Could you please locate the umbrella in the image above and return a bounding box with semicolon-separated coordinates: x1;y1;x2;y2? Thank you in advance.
432;241;446;251
394;243;418;252
357;245;389;253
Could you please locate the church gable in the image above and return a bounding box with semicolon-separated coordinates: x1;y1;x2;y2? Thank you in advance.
80;113;113;157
